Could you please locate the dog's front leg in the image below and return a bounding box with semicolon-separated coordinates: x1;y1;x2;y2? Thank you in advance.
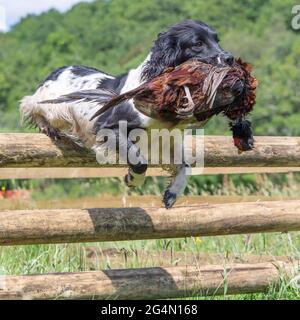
163;163;190;209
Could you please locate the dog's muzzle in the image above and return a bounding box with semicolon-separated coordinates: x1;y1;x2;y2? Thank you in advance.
204;52;235;67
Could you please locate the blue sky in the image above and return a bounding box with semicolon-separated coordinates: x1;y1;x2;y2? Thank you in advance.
0;0;93;31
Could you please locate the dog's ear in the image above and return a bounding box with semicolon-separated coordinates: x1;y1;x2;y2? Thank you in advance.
142;32;181;80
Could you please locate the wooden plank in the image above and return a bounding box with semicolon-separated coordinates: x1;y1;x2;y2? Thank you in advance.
1;167;300;179
0;200;300;246
0;134;299;167
0;262;296;299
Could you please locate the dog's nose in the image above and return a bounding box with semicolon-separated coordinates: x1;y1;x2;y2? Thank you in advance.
201;53;235;67
222;53;234;66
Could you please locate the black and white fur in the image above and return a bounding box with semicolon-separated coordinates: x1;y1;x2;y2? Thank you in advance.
20;20;251;209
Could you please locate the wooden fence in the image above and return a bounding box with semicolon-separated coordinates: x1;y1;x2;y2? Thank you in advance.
0;134;299;299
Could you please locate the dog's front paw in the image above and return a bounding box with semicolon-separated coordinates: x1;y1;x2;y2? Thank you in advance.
163;189;177;209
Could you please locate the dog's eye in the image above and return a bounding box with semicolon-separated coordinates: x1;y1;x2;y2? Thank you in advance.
197;41;203;47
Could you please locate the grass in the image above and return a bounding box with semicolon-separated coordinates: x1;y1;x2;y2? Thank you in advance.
0;173;300;300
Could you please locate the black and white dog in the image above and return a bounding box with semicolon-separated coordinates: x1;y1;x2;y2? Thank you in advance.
21;20;250;208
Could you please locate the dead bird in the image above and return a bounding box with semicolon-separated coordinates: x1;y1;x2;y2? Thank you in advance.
89;58;257;128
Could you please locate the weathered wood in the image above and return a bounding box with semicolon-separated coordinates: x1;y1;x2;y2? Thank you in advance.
0;262;296;299
0;134;95;167
0;134;299;167
204;136;300;167
1;166;300;179
1;201;300;246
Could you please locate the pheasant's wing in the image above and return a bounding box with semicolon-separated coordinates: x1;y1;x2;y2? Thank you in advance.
40;89;116;105
91;67;178;119
40;86;145;121
89;85;146;120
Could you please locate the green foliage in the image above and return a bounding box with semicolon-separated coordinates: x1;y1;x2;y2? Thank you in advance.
0;0;299;134
24;172;300;200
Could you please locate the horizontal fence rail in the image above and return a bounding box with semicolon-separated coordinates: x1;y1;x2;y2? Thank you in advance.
1;200;300;246
0;262;297;300
0;134;299;167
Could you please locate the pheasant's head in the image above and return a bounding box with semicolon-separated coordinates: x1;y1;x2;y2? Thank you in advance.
230;119;254;153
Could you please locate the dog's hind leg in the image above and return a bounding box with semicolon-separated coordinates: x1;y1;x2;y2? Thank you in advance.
20;97;60;140
123;135;148;188
20;94;73;132
33;115;60;140
125;152;148;188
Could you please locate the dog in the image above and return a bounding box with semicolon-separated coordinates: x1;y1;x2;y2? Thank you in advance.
20;19;253;208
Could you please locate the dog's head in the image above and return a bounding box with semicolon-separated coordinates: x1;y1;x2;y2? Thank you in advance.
142;19;234;80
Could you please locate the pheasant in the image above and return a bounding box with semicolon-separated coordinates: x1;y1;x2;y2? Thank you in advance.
90;58;257;127
42;58;257;152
